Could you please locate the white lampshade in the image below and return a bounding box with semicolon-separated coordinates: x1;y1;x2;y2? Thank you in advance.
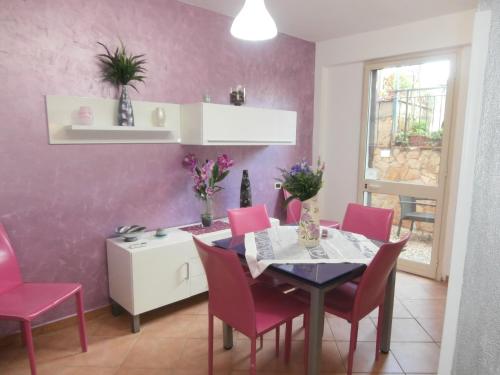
230;0;278;41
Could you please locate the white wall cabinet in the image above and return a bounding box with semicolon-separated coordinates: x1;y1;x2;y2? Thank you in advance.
46;96;296;146
181;103;297;145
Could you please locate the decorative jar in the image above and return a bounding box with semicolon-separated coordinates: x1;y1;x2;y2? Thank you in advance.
298;194;320;247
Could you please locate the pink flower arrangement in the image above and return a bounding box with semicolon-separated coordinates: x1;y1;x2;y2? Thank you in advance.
182;153;234;200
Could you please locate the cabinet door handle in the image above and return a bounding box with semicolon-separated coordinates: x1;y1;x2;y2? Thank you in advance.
184;262;190;280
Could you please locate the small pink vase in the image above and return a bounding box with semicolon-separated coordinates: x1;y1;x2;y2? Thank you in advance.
78;106;93;125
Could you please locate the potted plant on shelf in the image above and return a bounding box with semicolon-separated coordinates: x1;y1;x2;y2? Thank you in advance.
97;41;147;126
394;131;409;147
182;153;234;227
278;159;325;248
408;120;430;147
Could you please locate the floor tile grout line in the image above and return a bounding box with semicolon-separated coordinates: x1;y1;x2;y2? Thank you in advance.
114;330;143;371
413;316;442;345
330;339;347;373
389;347;407;375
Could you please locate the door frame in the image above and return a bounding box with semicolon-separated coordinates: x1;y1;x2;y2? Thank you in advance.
357;49;461;279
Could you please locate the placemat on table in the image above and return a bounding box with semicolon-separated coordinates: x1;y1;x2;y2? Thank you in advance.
179;220;230;235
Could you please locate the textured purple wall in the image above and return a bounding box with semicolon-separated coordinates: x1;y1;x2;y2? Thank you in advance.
0;0;314;332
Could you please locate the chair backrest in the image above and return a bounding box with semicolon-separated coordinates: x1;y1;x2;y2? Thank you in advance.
399;195;417;217
227;204;271;237
283;190;301;225
341;203;394;242
354;234;410;318
0;224;23;293
193;236;256;336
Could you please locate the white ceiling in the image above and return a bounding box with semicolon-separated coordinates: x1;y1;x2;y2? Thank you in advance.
177;0;478;42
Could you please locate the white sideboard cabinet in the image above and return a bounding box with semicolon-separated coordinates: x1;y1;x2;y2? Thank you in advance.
106;219;278;332
107;228;218;332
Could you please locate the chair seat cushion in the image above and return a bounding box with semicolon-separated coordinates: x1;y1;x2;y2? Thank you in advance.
324;282;358;319
251;283;307;335
291;282;358;321
0;283;81;320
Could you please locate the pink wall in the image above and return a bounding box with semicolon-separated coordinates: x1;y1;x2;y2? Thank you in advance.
0;0;314;333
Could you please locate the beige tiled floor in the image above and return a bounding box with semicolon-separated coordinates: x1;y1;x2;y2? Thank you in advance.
0;272;446;374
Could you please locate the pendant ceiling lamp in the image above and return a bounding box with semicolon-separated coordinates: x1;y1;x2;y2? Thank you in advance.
231;0;278;41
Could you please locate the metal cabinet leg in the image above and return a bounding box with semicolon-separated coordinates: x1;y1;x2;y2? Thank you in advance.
307;288;325;375
110;300;123;317
381;267;396;353
223;322;233;350
131;315;140;333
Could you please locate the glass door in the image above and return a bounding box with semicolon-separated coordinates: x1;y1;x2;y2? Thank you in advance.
358;53;456;278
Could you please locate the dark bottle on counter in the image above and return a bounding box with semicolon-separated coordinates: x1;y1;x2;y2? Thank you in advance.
240;170;252;207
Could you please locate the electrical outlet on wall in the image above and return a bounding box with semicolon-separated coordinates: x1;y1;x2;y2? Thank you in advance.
274;182;282;190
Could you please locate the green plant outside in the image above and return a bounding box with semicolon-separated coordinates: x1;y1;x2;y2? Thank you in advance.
409;119;429;136
394;125;443;146
394;132;409;146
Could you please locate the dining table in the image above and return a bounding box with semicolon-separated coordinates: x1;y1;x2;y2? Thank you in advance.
213;226;397;375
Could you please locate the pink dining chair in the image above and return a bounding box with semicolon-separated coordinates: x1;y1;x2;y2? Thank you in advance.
193;236;309;375
228;204;272;238
323;234;410;375
228;205;294;292
0;224;88;375
283;190;340;228
341;203;394;242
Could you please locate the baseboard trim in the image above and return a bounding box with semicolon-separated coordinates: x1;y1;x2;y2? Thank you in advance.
0;304;111;348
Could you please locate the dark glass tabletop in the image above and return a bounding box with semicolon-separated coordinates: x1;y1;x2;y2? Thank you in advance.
213;237;371;287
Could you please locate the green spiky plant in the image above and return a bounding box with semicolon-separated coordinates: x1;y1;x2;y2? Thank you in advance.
97;41;147;91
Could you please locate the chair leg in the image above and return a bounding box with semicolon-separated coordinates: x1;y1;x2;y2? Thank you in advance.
410;220;415;233
303;312;309;371
275;326;280;357
22;321;37;375
75;290;88;352
397;219;403;236
208;314;214;375
285;320;292;363
260;334;263;348
250;337;257;375
376;304;384;360
347;321;359;375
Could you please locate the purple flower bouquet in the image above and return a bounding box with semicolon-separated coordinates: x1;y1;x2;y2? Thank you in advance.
182;153;234;226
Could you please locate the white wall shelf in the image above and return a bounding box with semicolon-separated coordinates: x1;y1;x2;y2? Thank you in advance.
47;96;297;146
181;103;297;145
69;125;172;132
46;95;181;144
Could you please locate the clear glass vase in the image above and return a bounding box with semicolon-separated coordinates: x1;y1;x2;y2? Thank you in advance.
298;194;320;247
200;197;214;227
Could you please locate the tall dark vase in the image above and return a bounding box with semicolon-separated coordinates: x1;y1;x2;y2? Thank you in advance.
240;170;252;207
118;86;134;126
